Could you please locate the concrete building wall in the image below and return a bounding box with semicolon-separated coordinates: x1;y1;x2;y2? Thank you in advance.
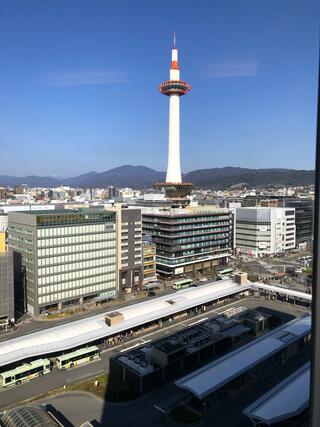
118;208;143;292
235;207;295;257
0;252;14;321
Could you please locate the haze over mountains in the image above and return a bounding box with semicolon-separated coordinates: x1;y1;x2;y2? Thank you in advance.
0;166;315;189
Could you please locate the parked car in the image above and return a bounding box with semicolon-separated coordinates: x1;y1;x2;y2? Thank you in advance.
147;291;156;297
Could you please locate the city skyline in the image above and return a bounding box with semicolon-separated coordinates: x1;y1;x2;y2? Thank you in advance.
0;0;319;176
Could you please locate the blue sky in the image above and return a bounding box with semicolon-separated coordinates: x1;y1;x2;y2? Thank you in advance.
0;0;319;177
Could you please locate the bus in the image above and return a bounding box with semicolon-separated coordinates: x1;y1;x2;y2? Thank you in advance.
0;358;51;388
56;345;100;370
173;279;193;290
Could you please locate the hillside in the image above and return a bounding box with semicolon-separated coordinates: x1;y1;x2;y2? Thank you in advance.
0;166;314;189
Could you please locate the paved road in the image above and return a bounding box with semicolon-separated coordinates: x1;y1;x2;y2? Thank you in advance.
0;297;308;411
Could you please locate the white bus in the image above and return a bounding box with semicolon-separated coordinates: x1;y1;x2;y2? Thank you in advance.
0;359;51;387
56;345;100;370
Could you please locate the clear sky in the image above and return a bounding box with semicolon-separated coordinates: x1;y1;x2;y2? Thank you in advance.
0;0;319;177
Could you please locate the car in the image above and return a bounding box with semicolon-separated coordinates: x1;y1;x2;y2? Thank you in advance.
190;284;198;287
147;291;156;297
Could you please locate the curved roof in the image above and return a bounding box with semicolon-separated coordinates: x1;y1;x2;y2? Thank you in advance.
175;314;311;399
243;363;310;425
0;279;250;368
0;405;59;427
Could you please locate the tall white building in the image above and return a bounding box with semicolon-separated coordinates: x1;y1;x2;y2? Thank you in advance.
235;207;295;257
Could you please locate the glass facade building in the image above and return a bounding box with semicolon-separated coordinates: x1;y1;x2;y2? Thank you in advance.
142;207;232;277
8;210;117;315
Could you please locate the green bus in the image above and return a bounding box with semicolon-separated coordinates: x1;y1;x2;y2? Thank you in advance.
0;358;51;388
173;278;193;290
56;345;100;370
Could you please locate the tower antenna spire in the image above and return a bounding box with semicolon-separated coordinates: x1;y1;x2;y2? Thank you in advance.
173;31;176;48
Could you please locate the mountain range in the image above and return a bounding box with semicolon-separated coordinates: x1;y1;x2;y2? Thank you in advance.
0;166;315;189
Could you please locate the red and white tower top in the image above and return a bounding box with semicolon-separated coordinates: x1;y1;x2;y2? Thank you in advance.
159;34;191;97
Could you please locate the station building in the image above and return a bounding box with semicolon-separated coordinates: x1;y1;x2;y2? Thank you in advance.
109;306;271;395
175;314;311;415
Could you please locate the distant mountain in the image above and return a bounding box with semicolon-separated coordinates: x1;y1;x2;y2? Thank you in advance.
184;167;315;189
0;175;61;188
67;165;165;188
0;166;314;189
63;171;99;187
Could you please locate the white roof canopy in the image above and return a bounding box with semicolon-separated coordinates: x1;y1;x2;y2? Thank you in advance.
0;279;250;367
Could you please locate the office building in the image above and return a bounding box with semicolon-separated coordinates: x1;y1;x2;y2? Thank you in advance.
142;206;232;277
142;241;157;284
0;188;7;201
108;186;117;199
284;199;313;247
114;207;143;293
0;252;15;327
8;209;117;315
235;207;296;257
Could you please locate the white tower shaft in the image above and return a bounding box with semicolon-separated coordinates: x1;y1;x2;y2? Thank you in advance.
166;47;182;183
166;94;181;182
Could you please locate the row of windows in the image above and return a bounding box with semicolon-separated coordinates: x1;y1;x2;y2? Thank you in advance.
156;251;230;266
37;241;115;256
38;266;116;285
37;224;108;237
143;215;230;224
37;233;115;247
9;235;33;245
37;249;115;266
37;258;115;276
38;282;115;304
8;226;32;235
38;274;116;294
8;243;22;253
38;272;116;295
236;221;271;226
179;238;229;250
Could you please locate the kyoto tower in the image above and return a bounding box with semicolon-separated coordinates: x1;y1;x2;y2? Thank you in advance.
155;34;193;201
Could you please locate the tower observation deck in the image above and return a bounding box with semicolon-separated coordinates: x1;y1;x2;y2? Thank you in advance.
155;34;193;201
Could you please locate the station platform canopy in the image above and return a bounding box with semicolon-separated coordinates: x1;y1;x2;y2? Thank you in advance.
0;279;250;368
175;314;311;400
251;282;312;302
243;362;310;426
